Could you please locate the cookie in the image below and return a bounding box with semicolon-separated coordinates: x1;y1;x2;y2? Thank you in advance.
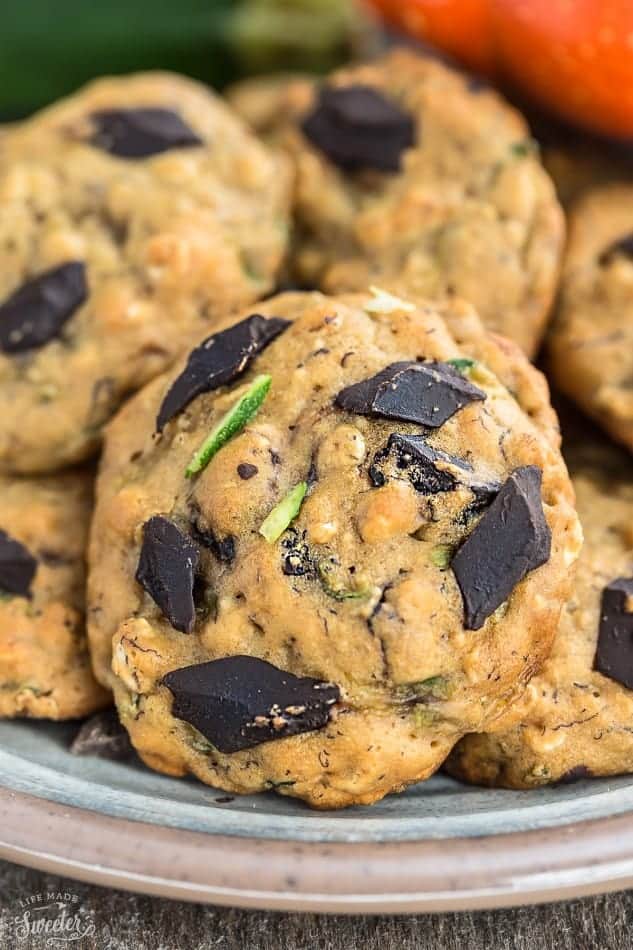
226;73;316;141
548;184;633;454
227;52;564;356
447;431;633;788
0;469;108;719
0;72;291;474
87;288;579;808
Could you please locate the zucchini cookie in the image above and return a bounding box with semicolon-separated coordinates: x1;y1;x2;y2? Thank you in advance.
447;433;633;788
0;72;291;474
227;51;564;356
0;470;108;719
226;73;315;140
548;184;633;454
88;290;580;808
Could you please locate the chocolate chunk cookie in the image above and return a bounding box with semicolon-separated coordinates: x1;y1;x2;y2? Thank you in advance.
547;184;633;454
0;470;108;719
447;432;633;788
226;73;316;141
227;52;564;356
0;72;291;473
88;290;579;808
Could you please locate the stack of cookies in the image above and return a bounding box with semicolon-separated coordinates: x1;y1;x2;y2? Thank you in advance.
0;74;291;720
4;48;633;809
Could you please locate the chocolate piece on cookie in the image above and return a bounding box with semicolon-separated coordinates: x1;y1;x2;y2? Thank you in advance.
452;466;551;630
0;262;87;353
368;433;500;508
163;655;340;753
302;85;415;172
89;107;203;158
0;529;37;598
335;361;485;427
157;314;290;431
136;516;200;634
593;578;633;690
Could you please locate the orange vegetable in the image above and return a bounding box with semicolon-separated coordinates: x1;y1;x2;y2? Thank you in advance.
368;0;494;74
366;0;633;140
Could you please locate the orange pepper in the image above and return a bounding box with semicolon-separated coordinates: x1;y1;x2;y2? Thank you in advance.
366;0;633;139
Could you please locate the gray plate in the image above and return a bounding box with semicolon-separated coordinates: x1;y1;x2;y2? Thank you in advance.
2;717;633;911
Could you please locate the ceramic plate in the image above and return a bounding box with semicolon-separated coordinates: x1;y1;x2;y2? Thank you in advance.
2;717;633;912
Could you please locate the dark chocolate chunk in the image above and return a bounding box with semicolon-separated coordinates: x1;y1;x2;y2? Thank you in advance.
0;262;87;353
459;483;503;523
451;466;551;630
370;434;460;491
281;530;315;577
70;709;134;761
163;655;340;753
302;84;415;173
556;765;594;785
599;233;633;266
156;314;289;430
89;108;202;158
237;462;258;480
336;361;485;428
136;516;200;633
190;516;236;565
211;535;236;564
369;433;498;507
0;529;37;597
368;467;386;488
593;577;633;690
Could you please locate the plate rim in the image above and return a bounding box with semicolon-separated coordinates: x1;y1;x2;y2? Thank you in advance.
2;784;633;913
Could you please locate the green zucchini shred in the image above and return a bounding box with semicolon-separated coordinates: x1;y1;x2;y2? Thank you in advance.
318;560;370;601
259;481;308;543
430;544;453;570
186;374;271;478
447;357;475;374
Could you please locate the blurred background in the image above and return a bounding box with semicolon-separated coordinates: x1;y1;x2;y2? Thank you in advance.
0;0;378;118
2;0;633;147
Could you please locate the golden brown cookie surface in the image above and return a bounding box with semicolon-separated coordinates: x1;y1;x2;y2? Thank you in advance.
228;52;564;357
548;185;633;454
0;72;291;474
88;290;579;808
226;73;315;139
0;470;108;719
448;432;633;788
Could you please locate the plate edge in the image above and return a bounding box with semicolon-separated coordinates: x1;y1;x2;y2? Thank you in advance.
2;786;633;913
